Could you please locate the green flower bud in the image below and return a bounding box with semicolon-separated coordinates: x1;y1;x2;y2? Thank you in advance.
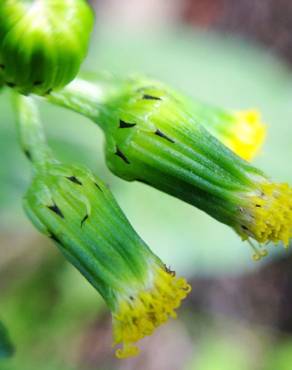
0;0;94;95
0;322;14;359
24;161;191;358
15;94;191;359
48;76;292;260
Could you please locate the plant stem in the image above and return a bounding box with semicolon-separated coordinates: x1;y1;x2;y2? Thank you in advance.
46;77;117;131
13;92;55;168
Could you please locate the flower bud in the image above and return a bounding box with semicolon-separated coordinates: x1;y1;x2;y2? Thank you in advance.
24;161;191;358
48;75;266;161
107;79;292;259
14;93;191;358
48;76;291;260
0;0;94;95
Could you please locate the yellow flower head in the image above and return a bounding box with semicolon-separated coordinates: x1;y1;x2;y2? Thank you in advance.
236;181;292;260
113;265;191;358
228;110;266;161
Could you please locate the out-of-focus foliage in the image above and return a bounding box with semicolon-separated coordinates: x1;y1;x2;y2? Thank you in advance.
0;248;105;370
0;321;14;359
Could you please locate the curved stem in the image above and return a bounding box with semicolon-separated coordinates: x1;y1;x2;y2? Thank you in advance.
13;92;55;168
45;77;117;131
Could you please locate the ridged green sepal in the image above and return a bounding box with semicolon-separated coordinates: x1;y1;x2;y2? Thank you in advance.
96;78;263;226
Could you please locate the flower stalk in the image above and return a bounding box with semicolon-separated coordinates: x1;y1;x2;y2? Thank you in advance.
13;92;54;167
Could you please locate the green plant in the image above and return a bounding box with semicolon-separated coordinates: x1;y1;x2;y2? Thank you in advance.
0;0;291;361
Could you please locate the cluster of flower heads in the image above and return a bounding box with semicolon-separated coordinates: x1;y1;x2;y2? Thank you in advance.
1;0;292;360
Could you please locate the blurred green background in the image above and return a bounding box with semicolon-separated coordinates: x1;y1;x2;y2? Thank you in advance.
1;1;292;369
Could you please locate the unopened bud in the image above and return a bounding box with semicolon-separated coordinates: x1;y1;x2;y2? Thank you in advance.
0;0;94;95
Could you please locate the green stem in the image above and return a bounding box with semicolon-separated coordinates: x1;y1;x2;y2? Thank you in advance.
13;92;55;167
46;77;118;131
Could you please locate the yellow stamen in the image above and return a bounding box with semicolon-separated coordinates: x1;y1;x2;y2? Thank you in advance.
247;239;268;261
227;110;266;161
240;182;292;248
112;266;191;359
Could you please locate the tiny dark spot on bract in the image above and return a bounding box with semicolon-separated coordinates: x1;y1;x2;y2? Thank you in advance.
47;203;64;219
255;204;261;208
94;182;102;191
0;64;5;69
24;150;32;161
142;94;161;101
81;214;88;227
66;176;82;185
115;147;130;164
241;225;248;231
119;119;136;128
154;129;175;143
49;233;61;244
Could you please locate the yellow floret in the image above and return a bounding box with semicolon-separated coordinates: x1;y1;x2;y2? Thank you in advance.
112;265;191;359
238;182;292;259
250;183;292;245
227;110;266;161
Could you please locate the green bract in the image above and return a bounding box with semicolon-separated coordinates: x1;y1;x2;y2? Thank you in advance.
0;0;94;95
24;161;155;307
24;160;191;358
